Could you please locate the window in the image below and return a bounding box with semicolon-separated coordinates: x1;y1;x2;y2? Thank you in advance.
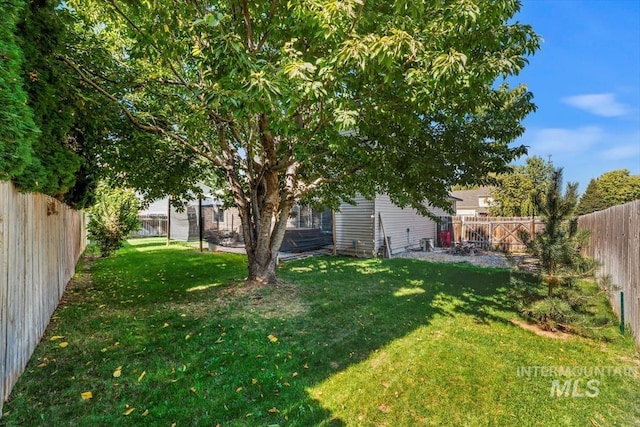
213;208;224;223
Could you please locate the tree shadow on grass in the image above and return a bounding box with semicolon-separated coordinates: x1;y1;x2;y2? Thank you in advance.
3;245;541;426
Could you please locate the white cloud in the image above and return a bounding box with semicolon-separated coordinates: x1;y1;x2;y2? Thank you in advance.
601;144;640;160
523;126;604;154
562;93;629;117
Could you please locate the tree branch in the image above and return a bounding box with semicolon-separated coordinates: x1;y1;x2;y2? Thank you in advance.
255;0;278;51
348;0;366;35
105;1;193;94
241;0;255;50
60;56;221;166
295;166;364;197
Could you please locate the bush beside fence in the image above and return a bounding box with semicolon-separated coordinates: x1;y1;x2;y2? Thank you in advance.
0;182;86;416
578;200;640;348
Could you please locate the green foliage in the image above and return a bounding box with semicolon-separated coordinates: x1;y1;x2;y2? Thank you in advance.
576;169;640;215
520;168;595;296
11;0;82;196
1;0;118;206
62;0;541;281
0;0;39;181
488;156;554;216
575;178;609;215
87;184;141;256
523;297;576;331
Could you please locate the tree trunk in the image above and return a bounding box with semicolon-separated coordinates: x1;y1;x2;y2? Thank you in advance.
239;192;292;284
222;114;297;285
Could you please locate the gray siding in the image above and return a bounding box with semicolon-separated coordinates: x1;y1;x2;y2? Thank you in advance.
334;196;375;257
374;195;446;255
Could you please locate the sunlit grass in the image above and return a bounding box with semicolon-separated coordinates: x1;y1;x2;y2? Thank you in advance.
2;239;639;426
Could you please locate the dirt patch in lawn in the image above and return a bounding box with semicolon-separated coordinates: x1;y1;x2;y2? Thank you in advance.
510;319;571;339
214;280;310;320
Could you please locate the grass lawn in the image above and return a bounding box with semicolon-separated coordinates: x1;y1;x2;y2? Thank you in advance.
2;238;639;426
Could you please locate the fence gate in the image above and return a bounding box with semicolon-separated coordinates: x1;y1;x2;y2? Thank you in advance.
443;216;543;252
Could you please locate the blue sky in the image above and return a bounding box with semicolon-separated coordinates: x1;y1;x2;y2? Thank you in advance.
510;0;640;194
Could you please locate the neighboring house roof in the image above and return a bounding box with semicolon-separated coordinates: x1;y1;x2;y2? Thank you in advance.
450;186;493;214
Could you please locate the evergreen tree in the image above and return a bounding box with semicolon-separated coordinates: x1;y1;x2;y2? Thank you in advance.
522;168;591;296
13;0;82;196
0;0;40;181
575;179;608;215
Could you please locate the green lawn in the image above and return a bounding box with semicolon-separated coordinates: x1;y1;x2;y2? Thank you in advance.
2;238;639;426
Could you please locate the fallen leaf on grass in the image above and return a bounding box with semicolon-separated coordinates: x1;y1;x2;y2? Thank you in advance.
268;408;280;413
268;334;278;343
50;336;65;341
59;342;68;348
137;371;146;382
377;404;391;413
123;407;135;416
113;367;122;378
142;409;149;416
190;387;197;393
81;391;93;400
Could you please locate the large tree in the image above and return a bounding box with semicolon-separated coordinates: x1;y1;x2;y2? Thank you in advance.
576;169;640;215
488;155;554;216
63;0;540;283
574;178;608;216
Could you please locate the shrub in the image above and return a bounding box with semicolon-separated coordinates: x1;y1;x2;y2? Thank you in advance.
87;183;140;256
523;297;575;331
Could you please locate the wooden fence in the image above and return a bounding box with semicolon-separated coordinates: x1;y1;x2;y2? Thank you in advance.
578;200;640;348
0;182;86;416
439;216;544;252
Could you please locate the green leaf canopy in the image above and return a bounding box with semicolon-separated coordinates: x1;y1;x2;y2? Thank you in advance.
63;0;541;282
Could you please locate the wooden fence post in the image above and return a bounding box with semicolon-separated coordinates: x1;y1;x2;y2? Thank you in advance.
530;217;535;240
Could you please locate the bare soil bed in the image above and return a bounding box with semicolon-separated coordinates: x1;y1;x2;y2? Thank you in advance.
398;248;540;272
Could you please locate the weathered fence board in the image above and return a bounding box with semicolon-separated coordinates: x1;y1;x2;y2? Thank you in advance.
0;182;86;416
578;200;640;348
441;216;544;252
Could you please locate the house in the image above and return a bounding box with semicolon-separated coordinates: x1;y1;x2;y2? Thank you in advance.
334;194;453;257
450;186;493;216
136;185;456;257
